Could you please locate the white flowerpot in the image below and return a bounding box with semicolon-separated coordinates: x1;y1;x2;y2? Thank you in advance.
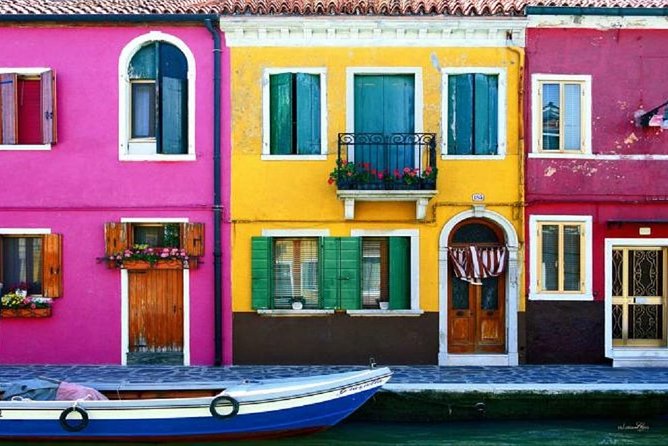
379;301;389;310
291;301;303;310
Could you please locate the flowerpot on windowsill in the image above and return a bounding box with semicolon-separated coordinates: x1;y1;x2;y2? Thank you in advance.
1;307;52;318
378;301;389;310
291;301;304;310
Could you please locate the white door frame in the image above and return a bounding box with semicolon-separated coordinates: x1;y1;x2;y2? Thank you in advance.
438;208;519;366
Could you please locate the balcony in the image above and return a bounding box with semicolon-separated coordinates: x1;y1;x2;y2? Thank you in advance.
333;133;438;220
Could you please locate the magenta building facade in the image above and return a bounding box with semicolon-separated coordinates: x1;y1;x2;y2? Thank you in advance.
0;19;232;365
524;10;668;366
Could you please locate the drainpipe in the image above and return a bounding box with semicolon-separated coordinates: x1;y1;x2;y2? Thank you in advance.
204;18;223;366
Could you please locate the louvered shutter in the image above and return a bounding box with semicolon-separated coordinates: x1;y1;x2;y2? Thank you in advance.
40;70;57;144
0;73;18;144
105;222;129;256
269;73;293;155
321;237;361;310
181;223;204;257
473;74;498;155
42;233;62;298
448;74;473;155
321;237;340;309
251;237;272;310
389;237;410;310
295;73;320;155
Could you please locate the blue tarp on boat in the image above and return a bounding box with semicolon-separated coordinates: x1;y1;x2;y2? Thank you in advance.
0;378;59;401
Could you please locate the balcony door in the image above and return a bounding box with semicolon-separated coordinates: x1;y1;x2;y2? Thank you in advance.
354;74;415;172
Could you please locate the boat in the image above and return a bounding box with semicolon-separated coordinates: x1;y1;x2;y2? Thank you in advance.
0;367;391;442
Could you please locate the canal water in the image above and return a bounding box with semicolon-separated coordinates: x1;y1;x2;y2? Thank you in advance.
11;418;668;445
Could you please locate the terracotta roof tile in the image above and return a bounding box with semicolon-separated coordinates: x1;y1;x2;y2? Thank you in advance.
0;0;665;16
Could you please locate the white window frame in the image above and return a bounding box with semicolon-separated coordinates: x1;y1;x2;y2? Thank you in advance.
0;68;54;151
0;228;52;297
441;67;507;160
118;32;196;162
530;74;592;158
261;68;328;161
529;215;593;301
348;229;422;316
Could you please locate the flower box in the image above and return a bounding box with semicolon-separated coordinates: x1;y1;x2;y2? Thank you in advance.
121;259;186;270
1;307;52;318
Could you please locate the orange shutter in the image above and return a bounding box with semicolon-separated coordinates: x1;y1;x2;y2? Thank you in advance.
181;223;204;257
105;222;129;256
42;233;62;298
0;73;18;144
40;70;57;144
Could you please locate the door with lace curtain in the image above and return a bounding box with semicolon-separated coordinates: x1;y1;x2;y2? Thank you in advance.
448;219;506;354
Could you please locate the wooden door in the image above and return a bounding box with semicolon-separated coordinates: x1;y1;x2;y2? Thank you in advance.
128;269;183;356
448;220;506;354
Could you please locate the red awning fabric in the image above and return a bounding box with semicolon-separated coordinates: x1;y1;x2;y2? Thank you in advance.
448;246;507;285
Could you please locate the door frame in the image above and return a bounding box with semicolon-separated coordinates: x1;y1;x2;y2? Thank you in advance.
119;217;191;365
438;208;519;366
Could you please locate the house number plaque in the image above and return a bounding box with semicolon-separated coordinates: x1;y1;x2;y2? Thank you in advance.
472;193;485;202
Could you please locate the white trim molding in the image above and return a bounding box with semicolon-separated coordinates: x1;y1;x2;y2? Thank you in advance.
0;228;51;235
529;214;593;301
438;209;519;366
220;17;527;47
261;229;330;238
118;31;196;162
441;67;508;158
605;238;668;367
528;15;668;30
351;228;420;312
531;74;592;156
261;68;328;159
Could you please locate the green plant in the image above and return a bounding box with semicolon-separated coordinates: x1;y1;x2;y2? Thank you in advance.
1;293;52;309
108;244;190;267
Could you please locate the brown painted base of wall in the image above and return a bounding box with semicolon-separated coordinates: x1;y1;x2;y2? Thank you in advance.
525;300;607;364
233;312;439;365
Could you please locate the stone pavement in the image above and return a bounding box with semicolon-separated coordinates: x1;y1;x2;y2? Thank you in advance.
2;364;668;393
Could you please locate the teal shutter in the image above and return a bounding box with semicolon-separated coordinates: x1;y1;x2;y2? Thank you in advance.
269;73;293;155
474;74;498;155
251;237;272;309
389;237;410;310
448;74;473;155
161;76;187;154
321;237;340;309
339;237;361;310
295;73;320;155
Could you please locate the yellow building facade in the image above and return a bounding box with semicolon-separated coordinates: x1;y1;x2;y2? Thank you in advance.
222;17;526;365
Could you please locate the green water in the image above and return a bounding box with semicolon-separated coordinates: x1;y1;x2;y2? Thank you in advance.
10;419;668;445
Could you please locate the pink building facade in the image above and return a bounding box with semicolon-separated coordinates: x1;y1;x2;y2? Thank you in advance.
0;19;232;365
524;10;668;366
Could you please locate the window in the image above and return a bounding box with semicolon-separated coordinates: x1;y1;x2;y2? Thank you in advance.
104;221;204;262
529;215;592;300
532;75;591;154
0;69;56;148
0;233;62;298
263;70;325;157
251;236;411;310
442;68;506;157
133;223;181;248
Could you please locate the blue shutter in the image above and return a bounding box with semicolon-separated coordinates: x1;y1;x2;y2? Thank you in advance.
448;74;473;155
161;77;187;154
295;73;320;155
474;74;498;155
270;73;293;155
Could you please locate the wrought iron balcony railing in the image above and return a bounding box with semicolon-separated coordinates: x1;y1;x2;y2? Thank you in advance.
334;133;437;190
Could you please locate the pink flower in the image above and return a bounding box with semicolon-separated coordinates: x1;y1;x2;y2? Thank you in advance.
403;167;410;173
31;303;36;309
377;172;384;180
425;166;432;174
161;253;169;258
347;172;353;177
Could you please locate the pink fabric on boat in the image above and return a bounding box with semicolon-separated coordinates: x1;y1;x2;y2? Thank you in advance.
56;381;108;401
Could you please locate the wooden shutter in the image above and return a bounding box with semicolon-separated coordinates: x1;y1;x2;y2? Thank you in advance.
473;74;498;155
295;73;320;155
181;223;204;257
251;237;271;310
321;237;340;309
104;222;129;256
160;76;187;154
42;233;62;298
389;237;410;310
40;70;57;144
448;74;473;155
269;73;293;155
321;237;361;310
0;73;18;144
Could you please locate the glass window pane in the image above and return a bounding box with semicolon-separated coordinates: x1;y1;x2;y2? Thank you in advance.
362;239;382;307
563;84;582;150
541;225;559;291
133;224;180;248
542;83;560;150
131;83;156;138
273;239;319;309
2;237;43;295
452;276;469;309
481;277;498;310
563;225;581;291
128;44;156;80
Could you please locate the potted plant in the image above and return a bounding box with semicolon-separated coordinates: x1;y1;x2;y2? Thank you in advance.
1;285;52;318
106;244;191;269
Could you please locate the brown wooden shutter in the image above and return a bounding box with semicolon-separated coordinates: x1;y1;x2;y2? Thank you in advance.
105;222;129;256
0;73;18;144
42;233;62;298
40;70;57;144
181;223;204;257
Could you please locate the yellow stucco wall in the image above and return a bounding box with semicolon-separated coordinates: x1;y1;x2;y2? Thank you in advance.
230;46;525;312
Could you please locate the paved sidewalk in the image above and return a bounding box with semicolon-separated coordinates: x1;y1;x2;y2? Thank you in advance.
2;364;668;393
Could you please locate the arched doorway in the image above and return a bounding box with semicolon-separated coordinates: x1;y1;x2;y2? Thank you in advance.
447;219;506;354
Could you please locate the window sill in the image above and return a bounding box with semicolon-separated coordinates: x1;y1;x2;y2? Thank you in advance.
0;144;52;151
346;309;423;317
261;154;327;161
257;309;335;317
528;152;592;159
441;154;505;161
120;153;196;162
528;293;593;301
610;348;668;367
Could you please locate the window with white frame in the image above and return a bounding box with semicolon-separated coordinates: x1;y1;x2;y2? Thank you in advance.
532;74;591;154
530;215;592;300
442;68;507;157
262;69;327;158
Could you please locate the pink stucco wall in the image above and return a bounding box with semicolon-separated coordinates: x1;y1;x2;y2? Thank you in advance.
0;25;232;365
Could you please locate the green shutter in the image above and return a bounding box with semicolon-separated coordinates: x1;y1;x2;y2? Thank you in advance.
448;74;473;155
251;237;272;309
270;73;293;155
161;76;187;154
339;237;361;310
474;74;498;155
321;237;340;309
295;73;320;155
389;237;410;310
